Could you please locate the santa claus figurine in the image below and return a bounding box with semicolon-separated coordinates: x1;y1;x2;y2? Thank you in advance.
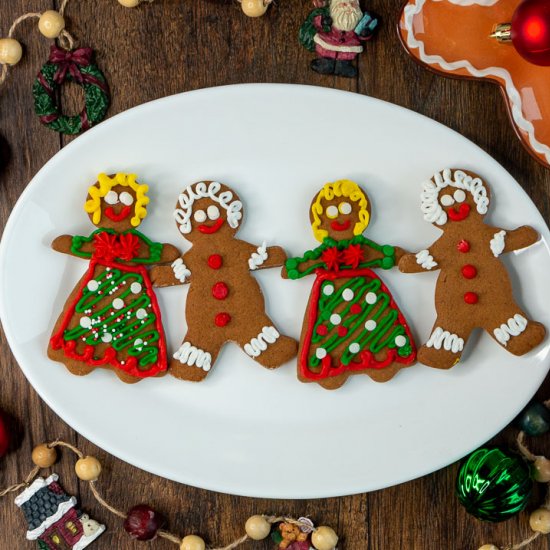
300;0;379;77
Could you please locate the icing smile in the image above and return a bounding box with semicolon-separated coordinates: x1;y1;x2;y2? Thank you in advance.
105;205;131;222
331;219;351;231
447;203;471;222
198;218;224;234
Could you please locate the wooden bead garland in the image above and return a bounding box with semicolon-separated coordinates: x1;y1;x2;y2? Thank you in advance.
0;440;339;550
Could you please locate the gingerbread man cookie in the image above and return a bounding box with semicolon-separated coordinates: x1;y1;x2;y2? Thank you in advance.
399;168;546;369
150;181;297;381
283;180;416;390
48;173;180;383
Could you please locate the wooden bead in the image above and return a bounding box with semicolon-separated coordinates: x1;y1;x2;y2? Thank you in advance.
245;515;271;540
533;456;550;482
180;535;206;550
31;444;57;468
0;38;23;66
478;545;499;550
311;526;338;550
529;508;550;534
118;0;141;7
75;456;102;481
38;11;65;39
241;0;268;17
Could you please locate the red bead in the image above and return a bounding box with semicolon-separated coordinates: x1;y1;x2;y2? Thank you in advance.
316;324;328;335
212;282;229;300
461;264;477;279
350;303;362;314
457;239;470;253
215;312;231;327
207;254;223;269
512;0;550;65
124;505;166;541
0;414;9;458
464;292;479;304
337;326;348;337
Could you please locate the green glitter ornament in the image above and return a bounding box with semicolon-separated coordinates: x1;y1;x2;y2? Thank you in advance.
456;447;533;522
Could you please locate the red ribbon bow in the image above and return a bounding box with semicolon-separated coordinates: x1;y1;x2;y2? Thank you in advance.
48;45;94;84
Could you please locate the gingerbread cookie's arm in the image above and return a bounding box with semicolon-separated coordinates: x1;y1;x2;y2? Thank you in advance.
489;226;539;257
52;234;94;257
150;257;190;287
398;239;443;274
159;243;181;263
245;241;288;271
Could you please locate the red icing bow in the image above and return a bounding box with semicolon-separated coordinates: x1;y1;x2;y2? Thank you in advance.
321;244;366;271
93;232;139;262
48;45;94;84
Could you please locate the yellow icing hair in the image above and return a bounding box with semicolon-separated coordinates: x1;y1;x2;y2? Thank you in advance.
311;179;370;242
84;173;149;227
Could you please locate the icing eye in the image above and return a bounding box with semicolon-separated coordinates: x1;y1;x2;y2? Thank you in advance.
326;205;338;219
119;192;134;206
440;194;454;207
454;189;466;203
339;202;352;215
207;205;220;220
193;209;207;223
104;191;118;205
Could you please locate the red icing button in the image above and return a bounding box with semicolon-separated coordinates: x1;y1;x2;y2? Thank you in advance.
350;303;362;314
461;265;477;279
214;312;231;327
464;292;479;304
212;282;229;300
337;326;348;337
208;254;223;269
457;239;470;253
316;324;328;336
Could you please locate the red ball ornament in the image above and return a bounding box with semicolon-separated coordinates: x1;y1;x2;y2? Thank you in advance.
512;0;550;65
0;413;9;457
124;504;166;541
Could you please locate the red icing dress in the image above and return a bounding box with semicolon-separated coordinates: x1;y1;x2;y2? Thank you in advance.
49;229;167;378
285;236;416;382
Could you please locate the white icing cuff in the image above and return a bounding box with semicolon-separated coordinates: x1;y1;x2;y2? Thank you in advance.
415;249;437;270
248;241;268;270
172;258;191;282
426;326;464;354
244;326;280;358
494;314;528;346
173;342;212;371
26;498;77;540
490;230;506;257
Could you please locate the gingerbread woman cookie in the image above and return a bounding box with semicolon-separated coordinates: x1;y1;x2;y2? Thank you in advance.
283;180;416;390
399;168;546;369
48;173;180;383
150;181;297;381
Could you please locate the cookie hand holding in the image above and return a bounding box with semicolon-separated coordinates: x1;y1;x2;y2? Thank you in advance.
399;168;545;370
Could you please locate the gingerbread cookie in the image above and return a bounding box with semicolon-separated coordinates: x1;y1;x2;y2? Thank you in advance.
399;168;546;369
283;179;416;390
150;181;298;381
48;173;180;383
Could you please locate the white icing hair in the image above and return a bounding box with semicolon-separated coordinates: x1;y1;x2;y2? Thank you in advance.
420;169;490;225
174;181;243;234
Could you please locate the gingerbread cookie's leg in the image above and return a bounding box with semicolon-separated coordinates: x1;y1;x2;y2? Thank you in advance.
486;311;546;356
418;322;471;370
237;321;297;369
170;331;224;382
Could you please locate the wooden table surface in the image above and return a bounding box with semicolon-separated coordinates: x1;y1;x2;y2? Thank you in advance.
1;1;550;549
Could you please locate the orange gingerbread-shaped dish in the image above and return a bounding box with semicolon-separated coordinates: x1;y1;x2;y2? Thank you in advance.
399;0;550;168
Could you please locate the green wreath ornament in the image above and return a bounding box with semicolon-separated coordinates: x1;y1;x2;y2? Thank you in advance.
32;45;110;135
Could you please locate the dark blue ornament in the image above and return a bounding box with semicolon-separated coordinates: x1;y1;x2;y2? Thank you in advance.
515;401;550;436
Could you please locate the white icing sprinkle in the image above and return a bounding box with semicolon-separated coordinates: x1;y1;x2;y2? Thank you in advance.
323;284;334;296
101;333;112;343
136;308;147;320
426;326;464;354
349;342;361;353
330;313;341;325
365;320;377;331
87;280;99;292
490;230;507;257
395;335;407;347
134;338;143;347
316;347;327;359
342;288;354;301
80;316;92;329
244;326;280;358
415;249;437;270
112;298;124;310
130;282;142;294
494;314;528;346
365;292;377;305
